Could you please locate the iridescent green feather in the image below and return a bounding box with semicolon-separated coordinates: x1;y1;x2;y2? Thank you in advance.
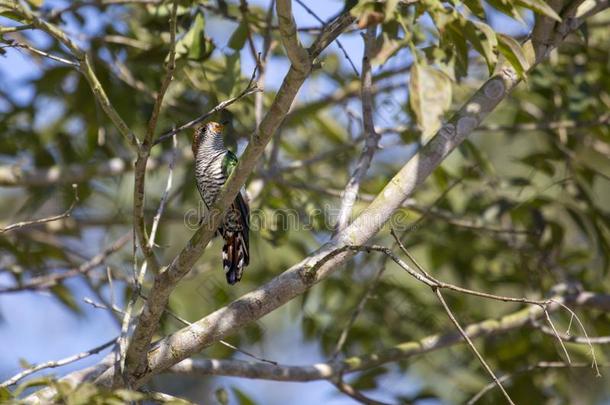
222;150;238;177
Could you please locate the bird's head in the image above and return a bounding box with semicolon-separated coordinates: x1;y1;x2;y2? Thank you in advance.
192;121;226;155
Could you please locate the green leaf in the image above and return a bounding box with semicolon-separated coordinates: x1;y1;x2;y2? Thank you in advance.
497;33;530;78
19;358;34;369
215;388;229;405
0;10;29;23
486;0;524;22
232;387;257;405
115;389;145;401
516;0;561;22
409;62;453;140
50;284;81;314
444;21;470;79
464;21;498;74
66;382;98;405
228;21;248;51
371;31;408;66
0;387;12;401
175;13;213;61
26;0;44;7
459;140;496;175
463;0;485;18
14;376;54;397
216;52;241;97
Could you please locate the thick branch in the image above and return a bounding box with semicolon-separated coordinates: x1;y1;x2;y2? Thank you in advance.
118;11;356;383
276;0;310;72
166;290;610;383
87;5;608;387
335;25;380;233
129;0;178;284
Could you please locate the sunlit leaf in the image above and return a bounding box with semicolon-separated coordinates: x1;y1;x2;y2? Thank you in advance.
497;33;530;78
175;13;213;61
26;0;44;7
486;0;524;22
0;387;12;401
516;0;561;21
409;62;453;140
464;21;498;74
463;0;485;18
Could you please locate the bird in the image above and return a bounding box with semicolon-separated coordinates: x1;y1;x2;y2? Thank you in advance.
192;121;250;284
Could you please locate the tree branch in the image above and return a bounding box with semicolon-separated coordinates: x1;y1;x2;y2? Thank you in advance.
117;11;356;383
83;6;609;388
435;289;515;404
5;2;140;149
0;338;117;388
294;0;359;75
27;288;610;403
164;290;610;383
0;185;79;233
152;86;260;146
466;361;608;404
0;233;131;294
130;0;178;282
335;25;380;233
276;0;310;72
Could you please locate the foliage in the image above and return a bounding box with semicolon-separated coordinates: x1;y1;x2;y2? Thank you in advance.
0;0;609;404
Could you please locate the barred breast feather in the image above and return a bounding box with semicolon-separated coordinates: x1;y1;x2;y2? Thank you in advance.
193;127;250;285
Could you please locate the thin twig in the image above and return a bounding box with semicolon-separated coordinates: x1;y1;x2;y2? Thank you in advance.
331;259;388;359
255;0;275;126
107;266;116;310
435;289;515;405
0;233;130;294
0;185;79;233
0;24;34;34
0;338;117;387
85;296;277;366
122;1;179;382
334;25;379;233
149;134;177;245
543;309;572;364
313;244;550;307
551;300;601;376
535;323;610;344
164;293;610;383
5;1;140;149
0;40;79;67
294;0;359;76
238;0;259;63
332;379;392;405
153;86;260;146
467;361;608;404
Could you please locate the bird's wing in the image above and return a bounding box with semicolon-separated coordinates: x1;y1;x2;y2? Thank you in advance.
222;149;239;178
222;150;250;254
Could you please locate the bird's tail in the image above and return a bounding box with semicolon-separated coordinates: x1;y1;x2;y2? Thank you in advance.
222;229;248;284
221;194;250;284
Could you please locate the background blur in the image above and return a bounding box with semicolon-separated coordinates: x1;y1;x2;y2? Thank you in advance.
1;0;610;403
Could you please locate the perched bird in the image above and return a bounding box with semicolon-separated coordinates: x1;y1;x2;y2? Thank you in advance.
192;121;250;284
